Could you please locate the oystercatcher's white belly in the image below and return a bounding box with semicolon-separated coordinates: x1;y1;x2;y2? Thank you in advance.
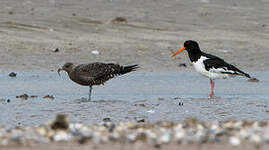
192;56;230;79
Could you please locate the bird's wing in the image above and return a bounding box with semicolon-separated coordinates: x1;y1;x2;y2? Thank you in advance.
203;53;250;78
73;62;119;84
75;63;114;78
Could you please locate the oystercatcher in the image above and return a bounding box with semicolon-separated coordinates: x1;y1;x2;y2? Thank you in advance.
58;62;139;101
172;40;252;98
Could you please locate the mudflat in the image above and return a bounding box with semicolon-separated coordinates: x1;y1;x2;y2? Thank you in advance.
0;0;268;72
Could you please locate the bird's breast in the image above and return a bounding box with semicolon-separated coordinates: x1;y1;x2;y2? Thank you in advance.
67;72;90;86
192;56;208;74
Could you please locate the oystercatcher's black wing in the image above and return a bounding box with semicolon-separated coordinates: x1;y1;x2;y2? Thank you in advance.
202;52;251;78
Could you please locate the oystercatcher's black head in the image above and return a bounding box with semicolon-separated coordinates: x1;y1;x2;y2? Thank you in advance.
184;40;200;51
172;40;201;56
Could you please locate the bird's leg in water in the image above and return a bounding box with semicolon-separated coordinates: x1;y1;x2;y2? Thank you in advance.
88;86;92;101
210;79;215;98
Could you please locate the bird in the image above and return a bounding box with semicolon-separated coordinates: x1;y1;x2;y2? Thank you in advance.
58;62;139;101
171;40;253;98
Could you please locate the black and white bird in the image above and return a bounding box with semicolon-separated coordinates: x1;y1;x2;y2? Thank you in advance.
172;40;253;98
58;62;139;101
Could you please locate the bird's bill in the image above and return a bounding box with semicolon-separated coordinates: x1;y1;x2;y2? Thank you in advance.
171;47;185;57
57;68;63;77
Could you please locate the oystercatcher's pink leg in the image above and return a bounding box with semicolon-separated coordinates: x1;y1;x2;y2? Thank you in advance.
210;79;215;98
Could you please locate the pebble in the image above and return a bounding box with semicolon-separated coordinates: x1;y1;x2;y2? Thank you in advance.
248;78;260;82
8;11;14;15
51;114;69;130
127;134;136;142
111;17;128;24
178;63;187;67
53;131;72;142
30;95;38;98
134;103;146;107
91;50;100;55
43;95;54;100
16;94;29;100
250;134;262;144
137;119;145;123
159;132;172;144
229;136;241;146
0;116;268;147
16;94;39;100
175;130;185;142
9;72;17;77
103;118;111;122
53;48;59;52
147;110;155;114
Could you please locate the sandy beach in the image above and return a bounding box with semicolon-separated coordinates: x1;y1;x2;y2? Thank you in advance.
0;0;269;73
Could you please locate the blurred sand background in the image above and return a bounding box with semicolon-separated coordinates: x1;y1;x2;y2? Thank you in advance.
0;0;269;73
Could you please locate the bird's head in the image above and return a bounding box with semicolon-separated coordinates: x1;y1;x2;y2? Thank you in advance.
171;40;201;57
57;62;74;76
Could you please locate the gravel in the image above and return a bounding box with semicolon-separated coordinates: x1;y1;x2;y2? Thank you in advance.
0;115;269;147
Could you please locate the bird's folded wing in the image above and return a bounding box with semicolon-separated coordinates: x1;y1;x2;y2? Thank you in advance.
204;58;239;75
74;62;119;82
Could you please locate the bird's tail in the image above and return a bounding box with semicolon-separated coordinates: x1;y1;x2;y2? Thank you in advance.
239;71;251;78
233;67;261;82
229;64;259;82
106;63;139;77
229;64;251;78
119;64;139;74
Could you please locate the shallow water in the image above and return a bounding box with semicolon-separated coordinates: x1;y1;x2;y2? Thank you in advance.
0;72;269;128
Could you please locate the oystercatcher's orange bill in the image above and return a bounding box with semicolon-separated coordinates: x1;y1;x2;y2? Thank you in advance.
171;47;185;57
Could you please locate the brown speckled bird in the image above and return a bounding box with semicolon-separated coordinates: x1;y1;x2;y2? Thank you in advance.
58;62;139;101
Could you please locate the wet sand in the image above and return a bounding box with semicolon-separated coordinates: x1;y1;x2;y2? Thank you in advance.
1;72;269;127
